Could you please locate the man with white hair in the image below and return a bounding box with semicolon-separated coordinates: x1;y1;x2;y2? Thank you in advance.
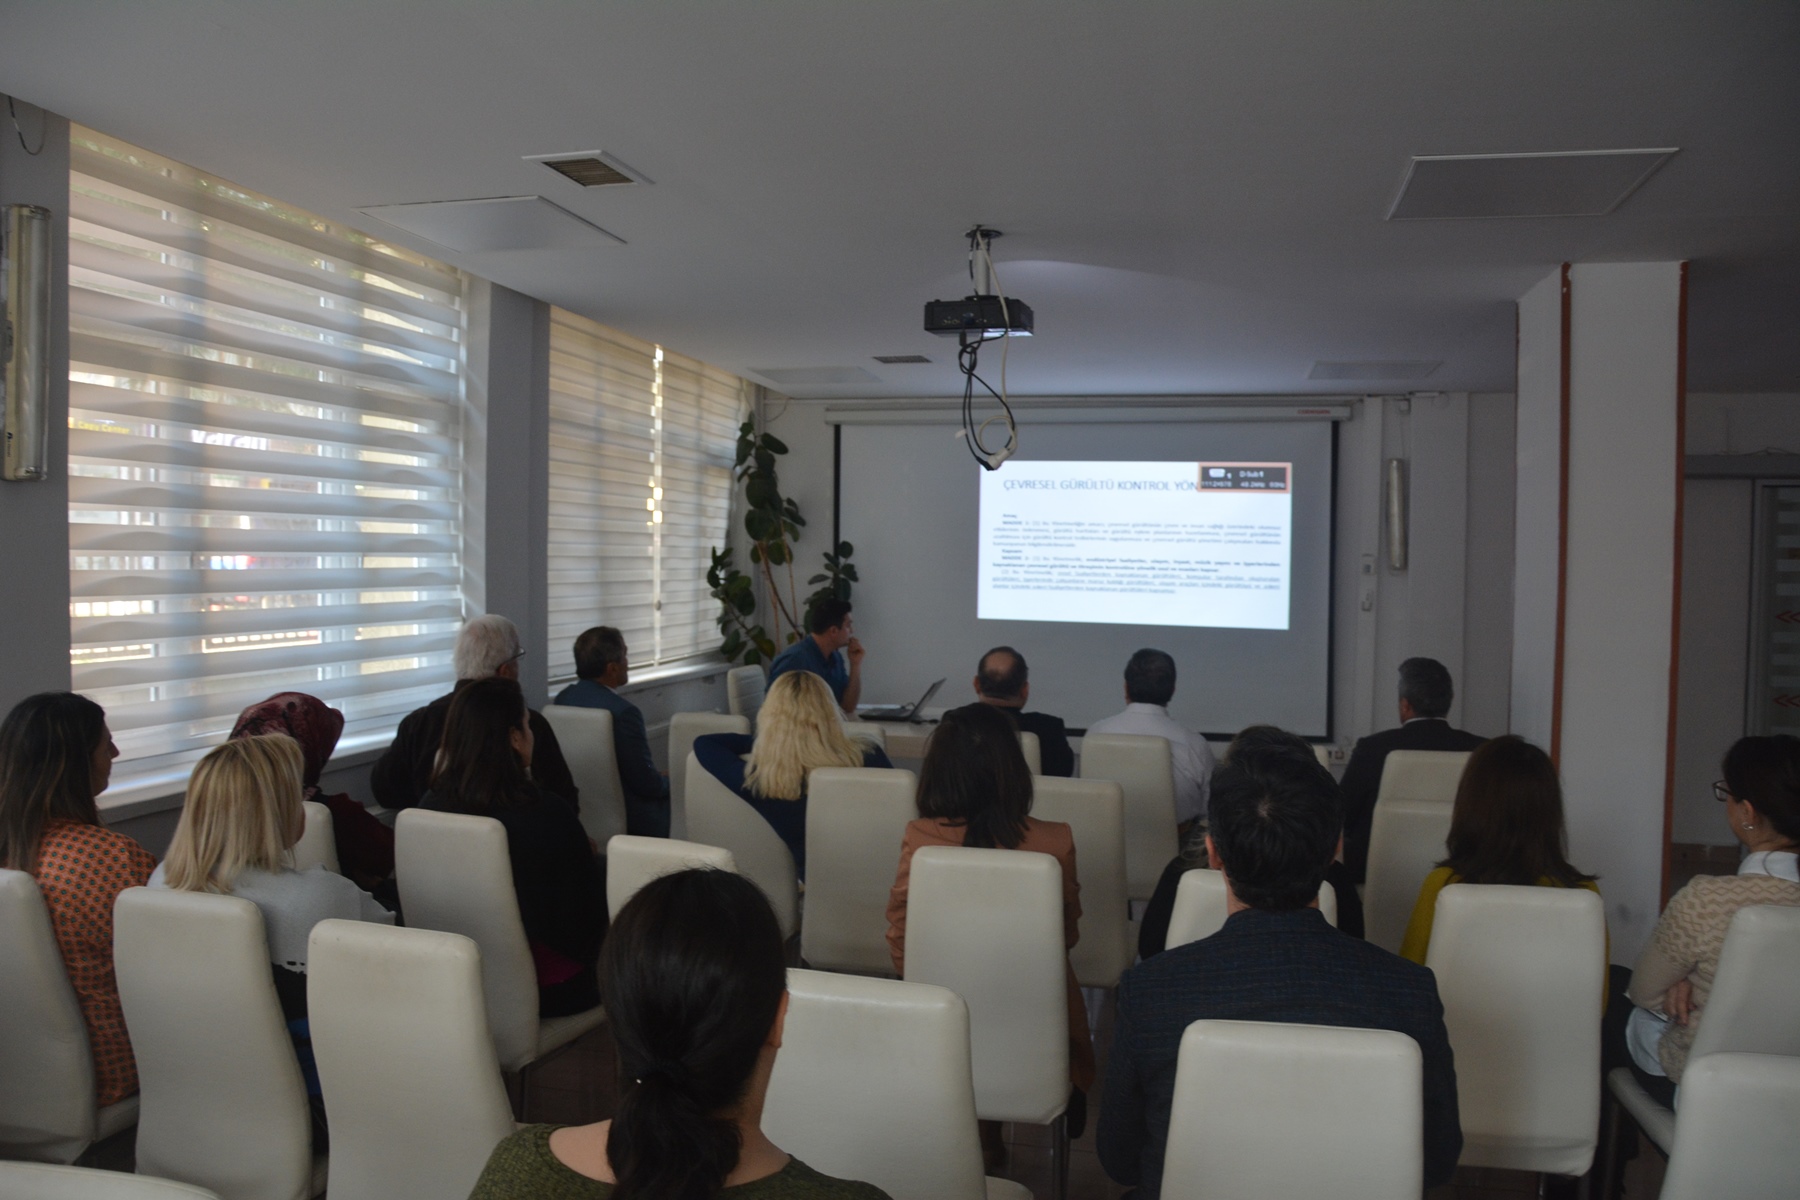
371;614;580;812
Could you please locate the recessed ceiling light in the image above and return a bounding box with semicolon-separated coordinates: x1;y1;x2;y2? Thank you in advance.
1387;149;1677;220
356;196;625;252
1309;360;1442;381
524;150;652;188
873;355;932;364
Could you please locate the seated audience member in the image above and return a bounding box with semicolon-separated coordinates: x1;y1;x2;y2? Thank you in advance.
371;614;579;813
554;626;671;838
152;733;392;1146
1400;735;1602;965
886;702;1095;1156
1085;648;1217;830
692;671;890;879
1615;735;1800;1106
1339;656;1486;883
420;677;608;1016
1098;745;1461;1196
971;645;1074;777
0;692;152;1108
231;692;394;893
470;868;891;1200
766;597;864;716
1138;724;1364;955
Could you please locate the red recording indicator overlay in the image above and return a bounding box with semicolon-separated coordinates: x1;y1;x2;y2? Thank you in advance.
1197;462;1291;492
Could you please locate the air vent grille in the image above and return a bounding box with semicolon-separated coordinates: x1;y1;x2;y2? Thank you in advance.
873;355;932;364
540;157;636;187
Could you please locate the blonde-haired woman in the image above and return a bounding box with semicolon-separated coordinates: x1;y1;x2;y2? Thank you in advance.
692;670;890;878
151;734;391;1146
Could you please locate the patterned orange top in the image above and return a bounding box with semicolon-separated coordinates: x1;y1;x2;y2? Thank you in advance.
34;819;157;1106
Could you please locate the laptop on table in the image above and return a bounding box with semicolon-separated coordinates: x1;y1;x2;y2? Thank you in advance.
858;678;945;722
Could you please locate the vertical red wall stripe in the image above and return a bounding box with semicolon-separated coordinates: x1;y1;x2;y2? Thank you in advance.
1662;263;1689;903
1550;264;1572;766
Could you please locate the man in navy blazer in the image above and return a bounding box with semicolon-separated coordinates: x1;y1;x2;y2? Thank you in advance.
1098;742;1462;1196
554;626;670;837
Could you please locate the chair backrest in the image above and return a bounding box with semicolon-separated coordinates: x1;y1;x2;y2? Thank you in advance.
393;808;540;1070
1028;777;1131;988
1657;1053;1800;1200
1161;1019;1422;1200
901;846;1068;1124
683;751;799;940
0;868;100;1163
727;665;767;719
1018;731;1042;776
799;766;918;974
289;801;338;874
113;887;314;1200
764;969;988;1200
1425;883;1606;1175
1688;903;1800;1060
667;712;751;840
1079;733;1177;901
1375;749;1472;806
539;704;627;846
0;1162;224;1199
840;720;889;751
1163;868;1336;951
1363;798;1455;953
604;834;735;919
307;919;514;1200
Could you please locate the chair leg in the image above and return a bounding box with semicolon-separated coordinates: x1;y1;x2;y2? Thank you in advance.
1051;1110;1069;1200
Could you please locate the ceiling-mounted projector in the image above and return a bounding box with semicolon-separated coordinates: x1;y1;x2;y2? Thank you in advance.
924;226;1033;338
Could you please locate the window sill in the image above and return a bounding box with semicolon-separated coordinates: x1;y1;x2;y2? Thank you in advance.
98;742;390;822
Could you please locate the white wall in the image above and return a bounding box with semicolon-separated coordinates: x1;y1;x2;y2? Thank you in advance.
1511;268;1566;749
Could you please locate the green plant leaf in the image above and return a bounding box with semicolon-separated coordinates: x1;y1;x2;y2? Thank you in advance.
807;574;828;585
762;434;789;455
744;508;777;540
745;475;779;509
837;540;854;556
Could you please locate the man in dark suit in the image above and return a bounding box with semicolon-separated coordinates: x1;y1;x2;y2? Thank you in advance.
1097;747;1462;1197
1339;656;1486;883
554;625;670;837
971;646;1074;776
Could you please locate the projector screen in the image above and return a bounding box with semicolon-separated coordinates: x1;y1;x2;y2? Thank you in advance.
837;416;1335;737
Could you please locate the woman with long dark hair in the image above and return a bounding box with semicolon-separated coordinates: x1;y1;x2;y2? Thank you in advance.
469;869;889;1200
419;676;607;1016
0;691;153;1107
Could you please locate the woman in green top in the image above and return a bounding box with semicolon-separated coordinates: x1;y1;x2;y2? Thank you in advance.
469;869;890;1200
1399;735;1602;964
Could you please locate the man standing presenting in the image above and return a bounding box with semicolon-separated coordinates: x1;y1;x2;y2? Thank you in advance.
1085;649;1217;833
1098;745;1461;1196
766;598;864;716
972;646;1074;777
554;626;670;838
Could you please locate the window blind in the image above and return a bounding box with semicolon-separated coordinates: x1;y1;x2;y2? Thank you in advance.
546;307;746;683
67;126;467;787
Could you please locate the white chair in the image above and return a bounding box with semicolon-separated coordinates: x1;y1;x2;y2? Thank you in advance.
0;869;138;1164
1426;883;1606;1177
307;920;514;1200
113;888;323;1200
1163;868;1336;951
727;664;767;720
764;969;1031;1200
1362;797;1454;953
604;834;735;918
1079;733;1177;902
288;801;338;874
840;720;889;752
667;712;751;840
1019;730;1042;776
1028;776;1132;989
1161;1019;1422;1200
1374;749;1473;806
540;703;628;846
683;751;800;940
902;846;1071;1199
393;809;606;1074
800;766;918;974
1657;1053;1800;1200
0;1162;223;1199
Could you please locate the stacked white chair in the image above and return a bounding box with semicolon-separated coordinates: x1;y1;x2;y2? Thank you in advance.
800;766;918;974
667;712;750;839
1362;798;1455;954
540;704;628;846
113;887;323;1200
307;920;514;1200
764;969;1031;1200
1160;1019;1423;1200
393;809;606;1078
1018;730;1042;776
1425;883;1606;1178
0;869;138;1163
683;750;800;940
1163;868;1336;951
604;834;735;918
1656;1053;1800;1200
727;664;767;720
288;801;338;874
1079;733;1177;903
1028;776;1132;989
901;846;1071;1200
0;1162;223;1198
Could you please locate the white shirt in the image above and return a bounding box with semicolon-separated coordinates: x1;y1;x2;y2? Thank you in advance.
1084;702;1218;824
1740;849;1800;883
149;862;393;972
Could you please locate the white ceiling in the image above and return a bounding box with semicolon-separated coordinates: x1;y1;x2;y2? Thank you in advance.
2;1;1796;397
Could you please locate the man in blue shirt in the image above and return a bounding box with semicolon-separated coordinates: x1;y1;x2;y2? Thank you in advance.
553;626;670;837
766;597;864;716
